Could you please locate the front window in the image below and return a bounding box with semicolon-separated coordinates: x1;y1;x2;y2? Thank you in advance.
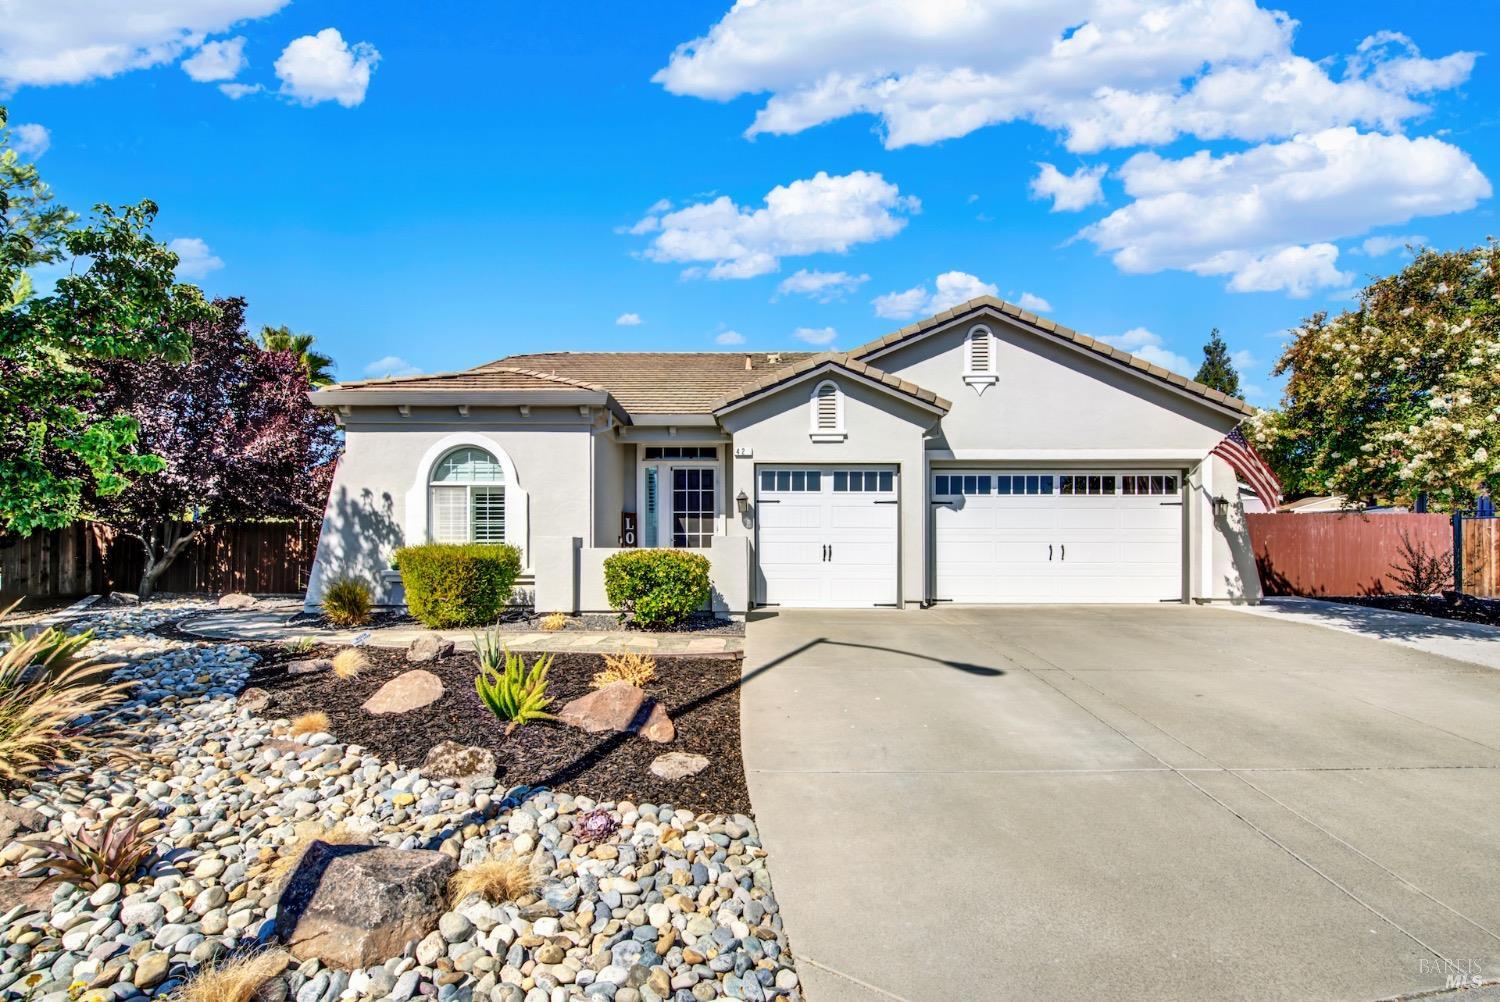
430;446;505;543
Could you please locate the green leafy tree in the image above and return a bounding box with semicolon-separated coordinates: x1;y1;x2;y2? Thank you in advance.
0;106;215;535
260;324;336;386
1249;242;1500;511
1194;328;1242;398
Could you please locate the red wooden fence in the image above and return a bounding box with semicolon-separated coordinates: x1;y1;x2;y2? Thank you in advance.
0;521;320;600
1245;512;1455;597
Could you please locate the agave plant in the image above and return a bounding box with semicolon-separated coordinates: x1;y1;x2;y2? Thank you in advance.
473;630;555;735
574;809;620;844
21;808;157;891
0;629;131;785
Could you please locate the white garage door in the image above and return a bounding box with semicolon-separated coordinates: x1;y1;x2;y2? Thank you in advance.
756;466;899;608
933;470;1183;603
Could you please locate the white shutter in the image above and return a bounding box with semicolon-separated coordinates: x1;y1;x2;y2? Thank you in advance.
431;486;469;542
472;487;506;542
816;383;838;430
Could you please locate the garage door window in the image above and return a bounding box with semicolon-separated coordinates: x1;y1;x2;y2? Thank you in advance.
995;474;1053;495
761;469;822;492
1121;474;1179;495
934;474;990;495
1059;475;1117;496
834;470;894;492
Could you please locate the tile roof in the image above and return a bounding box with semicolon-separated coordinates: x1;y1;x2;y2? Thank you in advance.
709;353;952;413
483;352;819;414
333;366;609;393
846;295;1255;416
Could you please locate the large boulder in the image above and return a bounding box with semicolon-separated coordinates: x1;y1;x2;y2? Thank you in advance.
406;636;455;664
558;681;675;743
362;670;445;714
650;751;709;780
217;592;259;609
0;803;46;848
419;741;497;785
275;843;456;968
287;658;333;676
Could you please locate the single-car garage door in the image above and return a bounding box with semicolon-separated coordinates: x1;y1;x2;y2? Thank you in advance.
756;466;898;608
933;470;1183;603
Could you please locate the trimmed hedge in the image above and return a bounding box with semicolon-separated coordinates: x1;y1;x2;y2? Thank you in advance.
603;548;711;630
395;543;523;628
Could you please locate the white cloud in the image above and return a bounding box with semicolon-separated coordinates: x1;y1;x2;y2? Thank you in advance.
1081;128;1489;295
275;28;380;108
182;36;246;82
364;355;421;378
168;237;223;280
776;269;869;302
0;0;288;89
1098;327;1193;375
1017;291;1052;313
615;312;643;326
10;123;49;159
654;2;1475;152
873;271;997;320
219;82;262;99
1029;163;1105;212
714;330;746;346
793;326;838;346
1358;233;1426;256
632;170;918;280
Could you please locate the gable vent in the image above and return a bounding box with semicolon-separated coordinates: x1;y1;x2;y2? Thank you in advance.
964;324;999;393
816;383;838;429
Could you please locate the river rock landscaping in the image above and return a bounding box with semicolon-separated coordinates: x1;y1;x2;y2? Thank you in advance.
0;600;797;1002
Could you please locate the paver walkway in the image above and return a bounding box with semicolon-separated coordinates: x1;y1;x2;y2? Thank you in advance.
178;602;743;656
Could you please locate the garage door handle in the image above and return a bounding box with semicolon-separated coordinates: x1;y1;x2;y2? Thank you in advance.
1061;544;1065;561
1048;544;1053;561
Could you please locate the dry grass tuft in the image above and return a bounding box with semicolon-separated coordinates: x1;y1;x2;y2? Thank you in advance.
331;648;367;680
288;711;330;737
264;821;369;887
178;948;291;1002
590;651;656;689
538;613;569;632
448;854;543;904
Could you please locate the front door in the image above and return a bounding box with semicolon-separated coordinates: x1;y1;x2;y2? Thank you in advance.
755;465;899;607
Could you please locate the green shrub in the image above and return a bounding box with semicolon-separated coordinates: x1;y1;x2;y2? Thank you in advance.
396;543;522;628
602;549;711;629
321;577;373;627
473;629;555;734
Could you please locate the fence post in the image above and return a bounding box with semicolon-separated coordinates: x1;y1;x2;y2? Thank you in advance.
1452;511;1465;597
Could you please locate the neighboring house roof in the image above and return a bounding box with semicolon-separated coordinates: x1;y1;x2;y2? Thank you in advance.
1278;495;1349;513
709;352;952;415
485;352;817;414
847;295;1255;418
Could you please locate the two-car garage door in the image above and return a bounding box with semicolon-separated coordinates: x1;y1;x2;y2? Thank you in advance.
932;470;1184;603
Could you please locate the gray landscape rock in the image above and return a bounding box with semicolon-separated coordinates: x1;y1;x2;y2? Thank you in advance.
362;669;445;714
419;741;497;784
406;635;455;663
217;592;259;609
649;751;710;780
558;681;675;742
274;843;456;968
237;686;271;711
0;802;45;846
287;658;333;675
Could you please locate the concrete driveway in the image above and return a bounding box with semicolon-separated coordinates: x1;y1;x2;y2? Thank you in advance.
741;606;1500;1002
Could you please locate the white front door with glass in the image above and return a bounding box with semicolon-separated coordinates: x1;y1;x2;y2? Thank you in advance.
931;469;1184;603
755;466;899;608
639;446;720;549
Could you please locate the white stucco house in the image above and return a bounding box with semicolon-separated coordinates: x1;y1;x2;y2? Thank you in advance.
303;296;1262;615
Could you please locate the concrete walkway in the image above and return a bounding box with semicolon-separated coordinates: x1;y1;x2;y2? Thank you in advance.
1226;596;1500;671
178;604;744;657
743;605;1500;1002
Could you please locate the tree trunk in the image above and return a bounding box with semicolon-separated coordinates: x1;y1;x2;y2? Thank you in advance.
131;520;198;599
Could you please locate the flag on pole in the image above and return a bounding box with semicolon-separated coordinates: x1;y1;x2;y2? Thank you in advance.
1211;426;1282;510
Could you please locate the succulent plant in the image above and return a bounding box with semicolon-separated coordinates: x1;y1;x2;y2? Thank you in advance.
20;808;156;891
574;809;620;844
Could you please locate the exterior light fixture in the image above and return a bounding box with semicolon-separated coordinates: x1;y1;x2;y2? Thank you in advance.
736;490;750;516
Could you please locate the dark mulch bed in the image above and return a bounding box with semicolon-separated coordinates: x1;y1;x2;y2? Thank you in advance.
1326;593;1500;627
245;643;749;813
286;608;744;637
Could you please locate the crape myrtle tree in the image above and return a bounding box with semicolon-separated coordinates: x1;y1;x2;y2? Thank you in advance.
84;298;341;597
1;106;210;535
1248;242;1500;511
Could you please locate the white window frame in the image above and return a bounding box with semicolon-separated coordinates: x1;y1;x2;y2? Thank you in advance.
963;324;998;393
808;379;847;443
635;444;724;548
405;434;527;564
428;446;507;544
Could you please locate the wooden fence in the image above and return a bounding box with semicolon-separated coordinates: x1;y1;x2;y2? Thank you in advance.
0;521;321;600
1246;512;1500;598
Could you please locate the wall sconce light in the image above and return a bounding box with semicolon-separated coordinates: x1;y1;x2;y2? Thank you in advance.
1212;495;1231;518
736;490;750;516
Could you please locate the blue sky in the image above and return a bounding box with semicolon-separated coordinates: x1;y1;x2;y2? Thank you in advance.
3;1;1495;406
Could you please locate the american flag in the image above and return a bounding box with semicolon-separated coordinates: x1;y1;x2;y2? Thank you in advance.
1211;426;1282;510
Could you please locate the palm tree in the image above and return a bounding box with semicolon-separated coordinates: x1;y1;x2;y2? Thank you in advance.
259;325;335;386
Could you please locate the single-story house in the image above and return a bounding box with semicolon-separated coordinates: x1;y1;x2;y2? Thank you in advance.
304;295;1262;615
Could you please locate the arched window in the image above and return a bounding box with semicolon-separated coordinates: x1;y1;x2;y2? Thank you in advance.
429;447;506;543
809;379;846;441
964;324;998;392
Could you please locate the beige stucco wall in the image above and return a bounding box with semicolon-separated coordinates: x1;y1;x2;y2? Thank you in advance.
305;405;597;607
716;370;942;608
